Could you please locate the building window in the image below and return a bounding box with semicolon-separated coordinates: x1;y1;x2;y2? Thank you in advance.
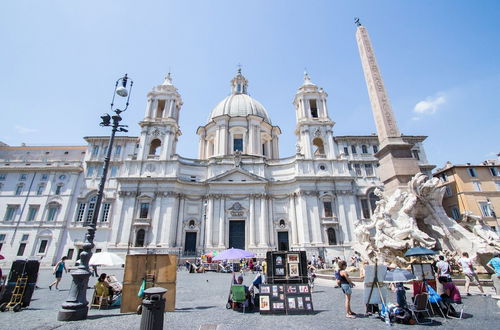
27;205;39;221
97;165;104;177
135;229;146;247
0;233;6;251
323;200;333;217
41;174;48;181
490;167;499;177
445;185;453;197
365;164;374;176
451;207;461;220
327;228;337;245
361;199;370;219
67;248;74;260
110;165;118;178
86;165;95;177
343;147;349;155
38;239;48;254
115;145;122;156
354;164;361;176
103;146;108;156
36;184;45;196
47;205;59;221
361;145;368;154
101;203;111;222
479;202;492;217
86;196;97;222
55;184;63;195
312;138;325;156
347;163;352;171
20;174;27;181
149;139;161;155
76;203;86;222
309;99;318;118
92;145;99;156
156;99;166;118
17;243;27;256
15;184;24;196
473;181;482;192
4;205;19;221
262;143;266;156
412;150;420;160
139;203;150;218
373;145;378;153
233;138;243;152
351;145;357;154
0;174;6;181
467;168;477;177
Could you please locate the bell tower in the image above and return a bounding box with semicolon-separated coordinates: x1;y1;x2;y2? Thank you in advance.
137;74;183;161
293;73;336;159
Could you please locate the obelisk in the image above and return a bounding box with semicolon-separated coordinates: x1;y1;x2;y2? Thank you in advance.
355;18;420;194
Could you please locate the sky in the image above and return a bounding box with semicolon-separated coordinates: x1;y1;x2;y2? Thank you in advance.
1;0;499;169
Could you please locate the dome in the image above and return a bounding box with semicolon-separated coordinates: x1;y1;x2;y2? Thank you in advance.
207;69;272;124
209;93;271;124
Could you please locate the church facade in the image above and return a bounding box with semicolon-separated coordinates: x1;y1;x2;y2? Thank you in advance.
0;71;434;266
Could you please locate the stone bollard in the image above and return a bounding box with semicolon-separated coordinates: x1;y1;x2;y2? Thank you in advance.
140;287;168;330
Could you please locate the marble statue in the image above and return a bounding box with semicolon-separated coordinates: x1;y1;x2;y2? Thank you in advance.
353;173;500;267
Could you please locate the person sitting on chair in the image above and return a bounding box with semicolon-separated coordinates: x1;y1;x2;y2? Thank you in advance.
95;273;112;304
232;273;252;310
438;277;462;316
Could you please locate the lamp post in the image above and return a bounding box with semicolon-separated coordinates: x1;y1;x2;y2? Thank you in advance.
486;198;500;235
58;74;133;321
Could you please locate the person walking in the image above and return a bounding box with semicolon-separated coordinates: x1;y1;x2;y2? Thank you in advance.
458;252;484;296
49;256;67;290
486;253;500;295
436;255;452;282
338;260;356;318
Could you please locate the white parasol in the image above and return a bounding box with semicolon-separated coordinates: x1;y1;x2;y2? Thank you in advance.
89;252;124;266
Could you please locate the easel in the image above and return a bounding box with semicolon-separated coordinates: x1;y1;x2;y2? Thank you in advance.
411;262;445;318
365;261;388;321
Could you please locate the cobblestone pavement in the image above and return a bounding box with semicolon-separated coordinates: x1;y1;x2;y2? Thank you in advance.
0;268;499;330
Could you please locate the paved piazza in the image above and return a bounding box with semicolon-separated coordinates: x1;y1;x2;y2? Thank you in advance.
1;268;498;329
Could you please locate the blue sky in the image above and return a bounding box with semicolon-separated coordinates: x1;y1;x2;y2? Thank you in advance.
1;0;499;168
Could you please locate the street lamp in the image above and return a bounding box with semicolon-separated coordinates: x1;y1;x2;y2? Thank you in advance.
486;198;500;235
58;74;133;321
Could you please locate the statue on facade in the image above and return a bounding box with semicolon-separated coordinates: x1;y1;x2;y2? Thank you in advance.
353;172;500;267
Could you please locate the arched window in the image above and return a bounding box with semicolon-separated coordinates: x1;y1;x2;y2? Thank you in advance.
312;138;325;156
360;189;380;219
156;100;165;118
135;229;145;247
149;139;161;155
327;228;337;245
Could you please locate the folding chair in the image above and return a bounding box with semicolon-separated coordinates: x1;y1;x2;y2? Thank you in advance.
230;285;248;313
445;300;464;319
426;284;446;318
408;293;432;324
90;288;109;310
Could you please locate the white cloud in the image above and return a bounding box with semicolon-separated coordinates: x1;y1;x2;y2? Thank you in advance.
15;125;38;134
413;93;446;115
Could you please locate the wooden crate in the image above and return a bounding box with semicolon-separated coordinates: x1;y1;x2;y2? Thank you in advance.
120;254;177;313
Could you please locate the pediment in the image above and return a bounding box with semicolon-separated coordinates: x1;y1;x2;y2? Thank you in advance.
208;168;267;183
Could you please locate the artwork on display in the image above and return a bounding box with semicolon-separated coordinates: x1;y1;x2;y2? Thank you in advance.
275;256;283;266
278;285;284;292
279;294;284;300
287;297;296;309
299;285;309;293
305;303;312;310
287;254;299;263
304;296;311;302
364;265;388;284
412;263;434;281
363;285;388;305
296;297;304;309
273;302;285;309
260;295;270;311
288;263;299;277
260;285;270;294
275;267;285;276
272;285;278;297
286;285;297;294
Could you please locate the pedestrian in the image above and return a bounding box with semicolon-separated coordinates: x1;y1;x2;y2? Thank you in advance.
458;252;484;296
338;260;356;318
486;253;500;295
92;264;99;277
312;255;317;267
49;256;68;290
436;255;452;283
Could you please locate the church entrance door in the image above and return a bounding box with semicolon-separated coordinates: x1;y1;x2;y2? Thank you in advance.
229;220;245;250
277;231;289;251
184;232;197;256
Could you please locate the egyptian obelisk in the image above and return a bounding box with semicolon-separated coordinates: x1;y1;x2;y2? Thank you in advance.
355;18;420;194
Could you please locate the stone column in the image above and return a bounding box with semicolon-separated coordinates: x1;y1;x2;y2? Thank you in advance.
199;197;206;249
310;194;323;244
289;194;299;246
267;197;274;247
175;195;185;247
296;193;311;245
248;195;256;247
218;197;225;248
118;194;136;246
205;196;214;248
156;193;168;245
258;195;268;247
162;192;179;248
144;99;153;119
150;193;162;246
110;194;125;245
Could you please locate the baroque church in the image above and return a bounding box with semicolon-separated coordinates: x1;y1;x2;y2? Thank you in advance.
0;69;434;265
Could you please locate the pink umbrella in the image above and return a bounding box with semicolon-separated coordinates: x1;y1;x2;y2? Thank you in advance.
212;248;255;261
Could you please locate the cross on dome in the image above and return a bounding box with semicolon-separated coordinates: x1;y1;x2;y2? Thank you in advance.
231;67;248;94
162;72;173;86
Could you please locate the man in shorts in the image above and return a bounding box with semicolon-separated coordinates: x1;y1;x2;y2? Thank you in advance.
486;253;500;296
458;252;484;296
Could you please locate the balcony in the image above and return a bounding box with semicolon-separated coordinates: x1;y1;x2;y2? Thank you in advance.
321;216;339;224
133;217;152;226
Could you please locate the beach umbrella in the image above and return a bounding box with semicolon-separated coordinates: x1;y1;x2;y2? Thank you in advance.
212;248;255;261
89;252;124;266
404;247;438;257
0;254;4;260
384;268;416;283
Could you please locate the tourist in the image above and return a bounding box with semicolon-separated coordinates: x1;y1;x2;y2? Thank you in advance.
486;253;500;295
338;260;356;318
436;255;452;283
312;255;318;267
307;261;317;291
458;252;484;296
94;273;112;304
49;256;67;290
438;277;462;317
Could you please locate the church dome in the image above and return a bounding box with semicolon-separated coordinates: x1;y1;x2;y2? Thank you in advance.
208;70;272;124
